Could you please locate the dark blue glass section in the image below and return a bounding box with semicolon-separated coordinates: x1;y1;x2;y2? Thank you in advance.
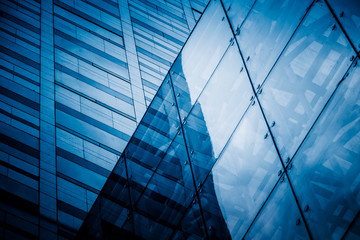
245;175;310;240
288;62;360;239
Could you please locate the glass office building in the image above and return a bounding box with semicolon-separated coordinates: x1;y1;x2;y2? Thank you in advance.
0;0;207;239
1;0;360;239
77;0;360;239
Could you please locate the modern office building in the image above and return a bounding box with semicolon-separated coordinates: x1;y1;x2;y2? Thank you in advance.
77;0;360;239
0;0;208;239
1;0;360;239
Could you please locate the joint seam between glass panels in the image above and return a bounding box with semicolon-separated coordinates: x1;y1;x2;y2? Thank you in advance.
120;155;136;237
246;0;316;91
220;0;315;239
119;131;181;232
283;58;358;239
169;74;210;239
324;0;360;57
341;210;360;239
186;101;252;192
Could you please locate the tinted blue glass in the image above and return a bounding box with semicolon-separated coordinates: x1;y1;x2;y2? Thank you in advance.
238;0;312;87
127;130;194;214
182;43;253;185
288;63;360;240
171;199;207;240
222;0;255;30
170;0;233;120
327;0;360;52
198;174;231;239
208;100;282;239
245;175;310;240
258;1;355;160
125;76;180;170
343;214;360;240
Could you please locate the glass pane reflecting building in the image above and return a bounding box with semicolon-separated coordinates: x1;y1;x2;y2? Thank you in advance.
77;0;360;239
2;0;360;239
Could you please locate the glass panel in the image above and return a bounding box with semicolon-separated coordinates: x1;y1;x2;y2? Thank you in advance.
170;0;233;120
104;157;131;210
182;43;253;186
258;1;355;160
208;100;282;239
171;199;207;240
245;176;310;240
198;174;231;239
131;211;173;240
79;158;131;239
327;0;360;52
125;75;180;170
343;214;360;240
222;0;255;31
124;132;194;239
127;131;194;221
238;0;312;87
288;63;360;240
184;43;252;155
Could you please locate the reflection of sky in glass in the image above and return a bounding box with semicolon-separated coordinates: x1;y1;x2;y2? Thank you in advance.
194;44;252;157
181;0;232;105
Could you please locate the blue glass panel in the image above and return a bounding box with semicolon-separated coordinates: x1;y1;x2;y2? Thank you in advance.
182;43;253;186
208;100;282;239
343;213;360;240
170;0;233;120
198;174;231;239
222;0;255;31
288;63;360;240
327;0;360;52
238;0;312;87
125;75;180;170
105;157;130;209
258;1;355;160
171;199;207;240
245;176;310;240
127;130;194;213
131;211;173;240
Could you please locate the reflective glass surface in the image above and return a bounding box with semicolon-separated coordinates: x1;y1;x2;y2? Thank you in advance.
238;0;312;87
288;63;360;240
327;0;360;52
245;176;310;240
171;199;207;240
170;0;233;120
182;43;253;185
125;76;180;170
209;100;282;239
222;0;255;31
259;1;355;159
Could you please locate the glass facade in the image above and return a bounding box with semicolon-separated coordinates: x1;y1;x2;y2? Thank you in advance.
1;0;359;240
77;0;360;239
0;0;207;239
